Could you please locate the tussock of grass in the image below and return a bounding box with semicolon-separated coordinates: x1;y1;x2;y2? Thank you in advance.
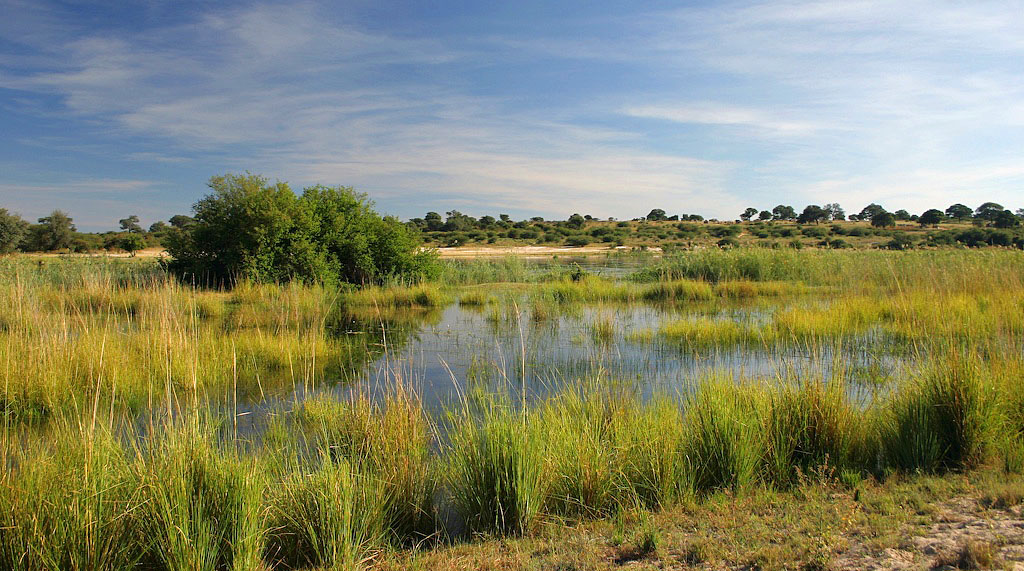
445;396;548;535
764;380;857;488
683;380;764;495
639;279;714;302
882;355;998;473
265;457;387;569
458;290;494;307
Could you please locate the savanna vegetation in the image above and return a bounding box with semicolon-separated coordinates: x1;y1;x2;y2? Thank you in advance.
2;176;1022;258
4;178;1024;569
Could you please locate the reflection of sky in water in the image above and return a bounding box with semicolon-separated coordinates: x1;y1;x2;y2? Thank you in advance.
275;298;908;417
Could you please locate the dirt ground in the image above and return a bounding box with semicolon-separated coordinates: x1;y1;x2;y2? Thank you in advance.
435;245;662;258
832;495;1024;571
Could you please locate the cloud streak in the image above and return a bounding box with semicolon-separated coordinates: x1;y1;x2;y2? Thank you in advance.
1;0;1023;229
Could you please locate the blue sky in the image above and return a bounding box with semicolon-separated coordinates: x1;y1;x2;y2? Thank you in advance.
2;0;1023;231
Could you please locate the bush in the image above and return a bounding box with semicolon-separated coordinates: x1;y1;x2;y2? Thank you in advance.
565;235;591;247
167;174;438;286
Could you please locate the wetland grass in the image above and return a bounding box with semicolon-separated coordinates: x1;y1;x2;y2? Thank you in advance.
3;251;1024;568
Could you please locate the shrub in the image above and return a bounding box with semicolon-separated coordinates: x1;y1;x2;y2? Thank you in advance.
167;173;438;287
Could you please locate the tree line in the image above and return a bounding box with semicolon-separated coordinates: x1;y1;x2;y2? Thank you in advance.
3;178;1023;280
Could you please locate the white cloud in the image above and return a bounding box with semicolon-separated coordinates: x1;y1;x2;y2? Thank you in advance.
2;0;1024;221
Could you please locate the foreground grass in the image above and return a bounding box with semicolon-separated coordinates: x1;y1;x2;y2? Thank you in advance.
4;352;1024;569
384;470;1024;571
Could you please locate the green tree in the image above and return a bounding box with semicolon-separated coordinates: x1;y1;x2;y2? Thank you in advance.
758;210;772;221
424;211;443;231
119;215;142;233
302;185;437;284
824;203;845;221
166;173;321;285
119;233;146;257
945;204;972;221
771;205;796;221
993;209;1020;229
740;207;758;222
37;210;76;251
0;209;28;254
894;209;911;221
797;205;828;224
919;209;945;227
567;213;586;229
975;202;1005;223
871;211;896;228
858;203;886;221
646;208;667;221
169;214;194;228
444;210;475;232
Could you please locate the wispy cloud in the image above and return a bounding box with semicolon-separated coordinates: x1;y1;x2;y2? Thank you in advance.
1;0;1023;226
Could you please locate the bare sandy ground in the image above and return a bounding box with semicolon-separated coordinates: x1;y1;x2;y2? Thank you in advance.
27;248;169;259
435;245;662;258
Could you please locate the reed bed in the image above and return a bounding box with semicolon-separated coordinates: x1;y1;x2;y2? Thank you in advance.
2;251;1024;567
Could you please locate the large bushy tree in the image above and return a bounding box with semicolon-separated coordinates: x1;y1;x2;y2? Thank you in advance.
0;209;28;254
167;173;437;286
35;210;77;251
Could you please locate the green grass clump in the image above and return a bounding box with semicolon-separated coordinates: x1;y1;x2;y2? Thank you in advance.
458;290;494;307
650;317;771;347
589;315;615;344
265;457;387;569
639;279;713;302
763;380;856;487
882;356;998;473
0;422;146;570
296;393;436;541
445;397;548;535
141;426;266;571
683;380;764;495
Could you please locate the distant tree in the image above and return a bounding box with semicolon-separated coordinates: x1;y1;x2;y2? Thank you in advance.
37;210;77;251
530;216;544;222
499;214;511;223
120;233;146;257
993;209;1020;229
119;214;143;233
168;214;195;228
1016;208;1024;218
797;205;828;224
975;202;1006;223
871;211;896;228
758;210;772;221
149;221;169;233
945;204;973;221
478;215;496;228
567;213;586;229
919;209;945;227
824;203;846;221
424;211;443;231
740;207;758;222
444;210;476;232
893;209;911;221
858;203;887;221
646;208;668;221
0;209;29;254
771;205;797;221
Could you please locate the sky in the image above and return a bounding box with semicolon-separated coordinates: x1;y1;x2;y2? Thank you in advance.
1;1;1023;231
